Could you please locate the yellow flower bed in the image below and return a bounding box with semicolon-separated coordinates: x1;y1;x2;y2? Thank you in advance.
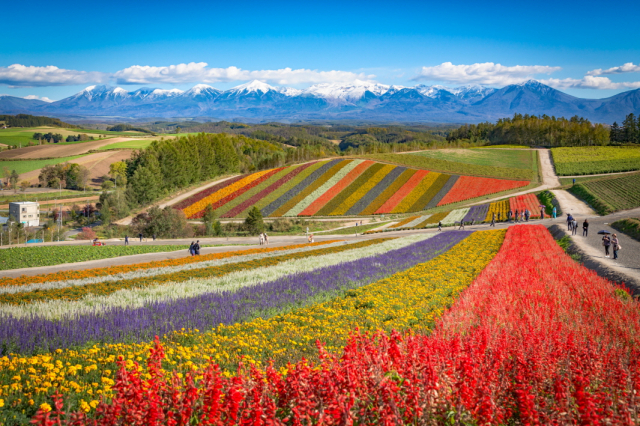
392;172;441;214
182;169;273;218
0;230;505;416
485;200;510;221
329;164;395;215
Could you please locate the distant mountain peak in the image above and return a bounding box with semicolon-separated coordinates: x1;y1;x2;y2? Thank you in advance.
230;80;276;94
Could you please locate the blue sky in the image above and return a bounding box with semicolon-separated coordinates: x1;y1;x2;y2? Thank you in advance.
1;0;639;101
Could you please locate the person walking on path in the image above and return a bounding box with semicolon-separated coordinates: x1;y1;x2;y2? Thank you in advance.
514;210;519;223
193;240;201;256
525;210;530;222
540;207;545;220
566;214;573;231
139;233;143;243
552;206;557;219
582;219;589;237
152;234;156;241
490;213;496;227
571;218;578;235
458;221;465;230
189;241;195;256
508;210;513;223
497;212;501;222
259;233;264;245
264;232;269;245
438;221;442;231
602;234;611;258
611;234;620;260
124;235;129;246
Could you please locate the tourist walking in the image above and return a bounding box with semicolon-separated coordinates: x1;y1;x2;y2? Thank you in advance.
520;211;525;222
497;212;501;222
193;240;201;256
514;209;519;223
582;219;589;237
152;234;156;241
124;235;129;246
259;233;264;245
566;214;573;231
264;232;269;245
139;233;143;242
552;206;557;219
189;241;195;256
540;207;545;219
611;234;620;260
602;234;611;258
438;221;442;231
508;210;513;222
571;218;578;235
525;210;530;222
490;213;496;227
458;221;465;230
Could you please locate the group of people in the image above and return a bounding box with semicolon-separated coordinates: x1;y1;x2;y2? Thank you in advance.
508;209;534;223
259;232;269;245
566;214;589;236
601;233;621;260
188;240;201;256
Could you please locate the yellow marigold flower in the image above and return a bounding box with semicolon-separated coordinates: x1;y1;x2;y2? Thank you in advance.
40;402;52;412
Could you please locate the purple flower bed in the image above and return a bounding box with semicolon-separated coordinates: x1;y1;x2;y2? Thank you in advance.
463;204;490;223
0;231;472;355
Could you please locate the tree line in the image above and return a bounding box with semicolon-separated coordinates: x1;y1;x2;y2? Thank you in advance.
610;113;640;143
446;114;610;147
0;114;74;128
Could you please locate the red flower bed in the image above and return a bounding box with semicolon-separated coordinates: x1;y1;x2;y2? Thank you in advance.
509;193;542;217
189;168;284;219
299;160;373;217
172;175;247;211
437;176;529;206
35;226;640;425
221;163;315;218
374;170;429;214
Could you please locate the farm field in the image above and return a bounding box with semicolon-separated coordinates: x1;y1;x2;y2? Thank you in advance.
0;225;637;424
0;137;138;160
0;244;198;271
0;190;93;205
612;217;640;242
361;151;538;181
0;127;147;148
0;154;86;175
551;146;640;175
409;147;536;170
97;133;195;150
568;172;640;215
175;159;530;219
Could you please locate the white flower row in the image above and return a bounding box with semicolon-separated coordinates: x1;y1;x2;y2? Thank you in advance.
1;241;350;295
0;234;432;320
398;214;432;229
283;160;365;217
442;208;470;225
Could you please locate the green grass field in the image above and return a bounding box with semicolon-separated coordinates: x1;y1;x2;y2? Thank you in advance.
97;133;196;151
0;190;95;205
0;127;147;147
410;148;536;170
611;218;640;242
360;151;538;181
472;144;530;149
568;172;640;215
551;146;640;176
0;155;86;175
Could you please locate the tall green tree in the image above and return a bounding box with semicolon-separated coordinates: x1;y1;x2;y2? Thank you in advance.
244;206;265;235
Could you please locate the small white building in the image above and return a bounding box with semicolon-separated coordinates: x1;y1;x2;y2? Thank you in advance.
9;201;40;227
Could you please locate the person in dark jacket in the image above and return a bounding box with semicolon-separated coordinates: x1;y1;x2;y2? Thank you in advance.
139;233;143;242
566;214;573;231
124;235;129;246
189;241;195;256
193;240;201;255
602;234;611;258
582;219;589;237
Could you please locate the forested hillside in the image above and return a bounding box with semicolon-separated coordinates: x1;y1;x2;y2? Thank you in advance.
447;114;610;147
0;114;75;128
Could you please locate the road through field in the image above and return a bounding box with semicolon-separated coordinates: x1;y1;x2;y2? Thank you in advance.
0;138;142;159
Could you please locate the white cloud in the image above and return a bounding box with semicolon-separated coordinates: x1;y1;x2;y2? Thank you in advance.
412;62;561;86
0;64;109;87
587;62;640;76
23;95;54;102
541;76;640;90
114;62;374;85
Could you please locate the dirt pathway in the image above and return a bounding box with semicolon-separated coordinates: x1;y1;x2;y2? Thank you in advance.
538;148;561;187
549;189;596;216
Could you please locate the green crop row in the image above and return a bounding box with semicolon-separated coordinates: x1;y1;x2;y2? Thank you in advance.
551;146;640;175
318;163;383;216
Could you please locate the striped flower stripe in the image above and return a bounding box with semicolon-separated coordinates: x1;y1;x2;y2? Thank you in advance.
215;165;297;218
189;168;284;219
261;161;333;217
316;163;385;216
463;204;490;223
172;175;245;210
509;193;542;217
360;168;415;215
329;164;396;216
437;176;529;207
346;166;405;216
389;216;421;229
392;172;441;214
374;170;429;214
284;160;365;217
425;175;459;209
397;214;432;229
485;200;510;221
415;211;449;228
183;169;274;218
408;173;450;212
442;208;470;225
273;160;352;217
299;161;374;217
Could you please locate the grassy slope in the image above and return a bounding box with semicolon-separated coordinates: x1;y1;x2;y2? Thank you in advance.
0;245;192;271
357;152;538;181
611;218;640;242
97;133;197;151
0;127;147;147
568;172;640;215
410;148;536;170
0;155;86;175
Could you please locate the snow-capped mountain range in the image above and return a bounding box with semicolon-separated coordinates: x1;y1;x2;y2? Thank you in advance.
1;80;639;123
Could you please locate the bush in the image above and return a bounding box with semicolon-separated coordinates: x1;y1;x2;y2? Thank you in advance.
76;227;97;240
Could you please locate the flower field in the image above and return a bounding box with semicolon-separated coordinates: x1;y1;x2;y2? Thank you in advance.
174;159;530;218
8;224;637;425
551;146;640;175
